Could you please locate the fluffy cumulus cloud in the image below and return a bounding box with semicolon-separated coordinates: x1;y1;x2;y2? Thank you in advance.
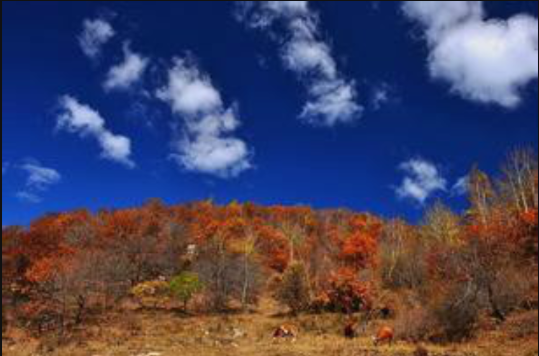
78;17;115;60
396;158;448;205
57;96;135;168
17;160;61;203
237;1;362;127
157;59;252;178
403;1;538;108
104;43;150;92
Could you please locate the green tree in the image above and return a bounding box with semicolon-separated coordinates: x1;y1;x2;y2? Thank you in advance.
170;272;203;311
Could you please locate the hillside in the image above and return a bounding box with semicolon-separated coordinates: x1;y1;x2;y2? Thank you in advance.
3;1;539;355
3;302;538;356
2;150;538;355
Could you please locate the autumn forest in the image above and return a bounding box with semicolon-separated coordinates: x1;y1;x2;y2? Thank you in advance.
2;148;538;355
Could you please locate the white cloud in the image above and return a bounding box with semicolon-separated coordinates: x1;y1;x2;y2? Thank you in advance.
238;1;310;28
265;1;309;16
452;175;470;196
158;61;223;117
237;1;362;127
396;158;447;205
16;160;62;204
57;96;135;168
78;17;115;60
157;59;252;178
403;1;484;37
403;1;538;108
282;37;337;78
104;43;150;92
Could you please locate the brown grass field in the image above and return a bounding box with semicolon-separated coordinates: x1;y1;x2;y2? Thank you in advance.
2;299;537;356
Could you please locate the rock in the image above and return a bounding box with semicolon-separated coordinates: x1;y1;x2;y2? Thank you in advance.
232;327;246;339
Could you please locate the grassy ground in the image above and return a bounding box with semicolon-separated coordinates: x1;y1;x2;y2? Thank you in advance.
2;300;538;356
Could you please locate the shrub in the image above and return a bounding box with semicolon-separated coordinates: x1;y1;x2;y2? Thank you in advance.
487;266;533;317
393;284;480;343
429;285;480;342
394;305;435;342
131;280;171;309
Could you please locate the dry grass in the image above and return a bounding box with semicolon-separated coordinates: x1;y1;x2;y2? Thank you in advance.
2;301;537;356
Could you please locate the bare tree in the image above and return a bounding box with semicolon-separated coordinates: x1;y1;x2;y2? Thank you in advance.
468;167;497;226
499;148;538;214
421;202;462;246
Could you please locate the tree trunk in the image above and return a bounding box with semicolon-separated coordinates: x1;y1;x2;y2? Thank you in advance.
487;285;506;322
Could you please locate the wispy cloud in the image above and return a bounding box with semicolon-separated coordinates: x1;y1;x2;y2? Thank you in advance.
57;96;135;168
16;191;43;204
78;16;115;60
20;161;62;191
104;43;150;92
403;1;538;108
16;160;62;204
451;175;470;196
2;162;9;176
370;82;398;111
395;158;447;205
236;1;362;127
157;58;253;178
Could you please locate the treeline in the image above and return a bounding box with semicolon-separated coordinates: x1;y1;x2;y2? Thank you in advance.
2;148;538;343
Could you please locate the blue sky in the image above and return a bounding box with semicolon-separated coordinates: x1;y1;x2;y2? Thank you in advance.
2;1;538;226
